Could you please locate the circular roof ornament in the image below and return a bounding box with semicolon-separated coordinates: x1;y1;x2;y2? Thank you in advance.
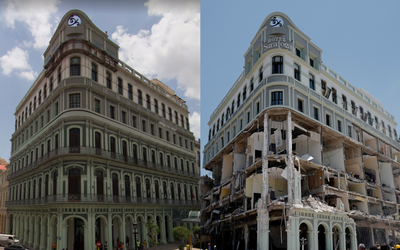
270;17;283;27
68;15;81;27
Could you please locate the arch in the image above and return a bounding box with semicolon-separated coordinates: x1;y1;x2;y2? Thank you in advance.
332;224;342;250
67;125;83;149
111;215;123;249
64;215;86;250
299;221;312;250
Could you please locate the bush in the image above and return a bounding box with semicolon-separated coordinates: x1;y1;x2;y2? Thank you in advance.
179;244;185;250
172;226;193;243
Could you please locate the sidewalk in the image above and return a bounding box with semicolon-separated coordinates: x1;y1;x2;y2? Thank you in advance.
143;243;201;250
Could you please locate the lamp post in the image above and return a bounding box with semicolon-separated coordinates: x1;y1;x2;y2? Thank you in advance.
133;222;139;250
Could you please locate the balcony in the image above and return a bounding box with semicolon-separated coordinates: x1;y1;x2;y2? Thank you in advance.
5;194;201;207
8;146;200;180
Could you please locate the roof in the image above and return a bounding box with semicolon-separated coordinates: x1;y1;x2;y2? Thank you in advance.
0;165;7;170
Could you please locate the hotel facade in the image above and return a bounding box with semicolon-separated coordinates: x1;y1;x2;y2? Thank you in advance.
6;10;200;250
202;12;400;250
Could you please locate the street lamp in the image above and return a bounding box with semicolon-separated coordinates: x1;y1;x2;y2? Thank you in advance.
133;222;139;250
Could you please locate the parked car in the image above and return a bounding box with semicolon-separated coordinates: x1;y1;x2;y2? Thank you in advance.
4;245;28;250
0;234;20;246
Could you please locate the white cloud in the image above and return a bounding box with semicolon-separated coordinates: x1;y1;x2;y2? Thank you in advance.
111;0;200;100
0;46;37;81
189;111;200;139
3;0;60;49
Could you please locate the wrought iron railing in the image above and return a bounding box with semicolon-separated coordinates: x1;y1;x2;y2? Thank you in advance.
5;194;201;206
8;146;200;180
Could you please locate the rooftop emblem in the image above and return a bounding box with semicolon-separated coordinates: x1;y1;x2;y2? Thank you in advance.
270;17;283;27
68;15;81;27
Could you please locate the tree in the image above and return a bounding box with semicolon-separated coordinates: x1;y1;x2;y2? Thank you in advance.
145;219;160;246
172;226;193;244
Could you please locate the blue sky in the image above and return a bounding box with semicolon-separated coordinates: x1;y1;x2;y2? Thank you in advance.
200;0;400;176
0;0;200;163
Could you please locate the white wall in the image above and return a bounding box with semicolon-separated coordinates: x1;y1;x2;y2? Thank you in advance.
221;155;233;181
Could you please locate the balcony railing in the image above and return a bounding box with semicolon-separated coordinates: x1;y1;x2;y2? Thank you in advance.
5;194;201;206
8;146;200;180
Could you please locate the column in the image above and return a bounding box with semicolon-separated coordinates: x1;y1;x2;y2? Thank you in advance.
326;231;333;250
244;224;249;250
12;216;16;235
307;230;314;250
83;224;89;250
29;217;34;246
49;221;55;249
107;213;113;249
39;218;46;250
6;214;11;235
339;232;345;250
122;215;126;247
313;217;318;250
23;218;28;244
33;218;40;249
167;217;173;242
61;222;68;250
160;218;166;244
350;233;356;250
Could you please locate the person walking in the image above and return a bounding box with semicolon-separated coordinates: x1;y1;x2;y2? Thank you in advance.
52;241;57;250
143;240;147;250
104;241;108;250
208;243;211;250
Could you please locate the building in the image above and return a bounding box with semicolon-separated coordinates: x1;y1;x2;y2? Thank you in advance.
0;158;8;234
201;12;400;250
6;10;200;250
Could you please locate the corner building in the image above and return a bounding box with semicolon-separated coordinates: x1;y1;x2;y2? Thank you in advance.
6;10;200;250
202;12;400;250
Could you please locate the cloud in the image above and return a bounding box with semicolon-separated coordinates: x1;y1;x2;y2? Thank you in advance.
0;46;37;81
3;0;60;49
189;111;200;139
111;0;200;100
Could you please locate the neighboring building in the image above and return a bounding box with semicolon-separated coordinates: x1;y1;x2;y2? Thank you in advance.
6;10;200;250
202;12;400;250
195;139;201;178
0;159;8;234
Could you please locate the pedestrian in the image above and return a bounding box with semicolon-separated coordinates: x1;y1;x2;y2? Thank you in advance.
136;240;140;250
104;241;108;250
381;244;390;250
208;242;211;250
126;235;130;247
121;242;124;250
358;243;365;250
52;241;57;250
214;245;217;250
143;240;147;250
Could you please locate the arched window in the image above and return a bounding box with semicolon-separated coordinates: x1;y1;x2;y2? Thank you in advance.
110;137;116;159
145;179;151;198
96;170;104;201
122;141;127;161
70;57;81;76
112;173;119;202
309;73;315;90
136;177;142;198
132;144;138;163
243;86;247;100
142;147;147;164
53;171;58;195
226;107;230;121
154;180;160;199
177;183;181;200
170;183;175;200
231;100;235;114
68;169;81;201
151;150;156;164
167;155;171;168
69;128;80;153
294;63;300;81
272;56;283;74
159;152;164;166
125;175;131;197
237;93;241;107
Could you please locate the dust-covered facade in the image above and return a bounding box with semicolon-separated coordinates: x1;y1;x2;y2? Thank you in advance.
201;12;400;250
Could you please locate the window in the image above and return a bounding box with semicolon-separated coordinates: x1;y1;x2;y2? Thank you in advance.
175;111;178;124
142;120;146;132
121;111;126;124
271;91;283;105
132;116;137;128
359;106;364;120
91;63;97;82
179;137;182;146
250;78;254;92
296;48;301;57
310;58;314;68
348;126;352;137
367;111;373;126
239;119;242;130
29;102;32;115
34;97;36;110
168;107;172;121
231;100;235;114
256;102;260;114
294;63;300;81
138;90;143;105
150;124;155;136
180;114;184;127
243;86;247;100
70;57;80;76
58;67;61;84
49;77;53;92
342;95;347;110
94;99;100;113
43;84;47;99
173;134;176;144
382;121;386;133
166;131;170;141
154;99;159;114
374;116;379;129
221;114;224;126
309;73;315;90
69;94;80;108
272;56;283;74
237;93;241;107
332;88;337;104
258;66;263;82
337;120;342;132
162;103;166;118
247;111;250;124
110;106;115;119
351;101;357;115
313;107;319;120
128;84;133;100
38;90;42;105
159;128;163;139
106;72;112;89
118;78;123;95
54;102;59;116
326;114;331;127
298;98;303;112
146;94;151;109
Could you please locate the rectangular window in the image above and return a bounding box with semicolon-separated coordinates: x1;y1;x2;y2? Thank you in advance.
258;66;263;83
175;111;178;124
151;124;155;135
38;90;42;105
313;107;319;120
332;88;337;104
294;63;300;81
49;77;53;92
154;99;159;114
166;131;170;141
173;134;176;144
55;102;59;116
256;102;260;114
70;57;80;76
348;126;352;137
132;116;137;128
47;110;50;123
58;67;61;84
159;128;163;139
298;98;303;112
271;91;283;105
162;103;166;118
337;120;342;132
272;56;283;74
342;95;347;110
43;84;47;99
247;111;250;124
296;48;301;57
186;118;189;130
94;99;100;113
91;63;98;82
179;137;182;147
239;119;242;130
106;72;112;89
142;120;147;132
118;78;123;95
128;84;133;100
310;58;314;68
326;114;331;127
185;139;188;149
168;108;172;121
138;90;143;105
110;106;115;119
146;94;151;109
180;114;184;127
69;94;80;108
121;111;126;124
309;74;315;90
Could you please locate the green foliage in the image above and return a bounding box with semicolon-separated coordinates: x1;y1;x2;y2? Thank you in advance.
193;226;201;238
172;226;193;243
145;219;160;246
178;244;185;250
